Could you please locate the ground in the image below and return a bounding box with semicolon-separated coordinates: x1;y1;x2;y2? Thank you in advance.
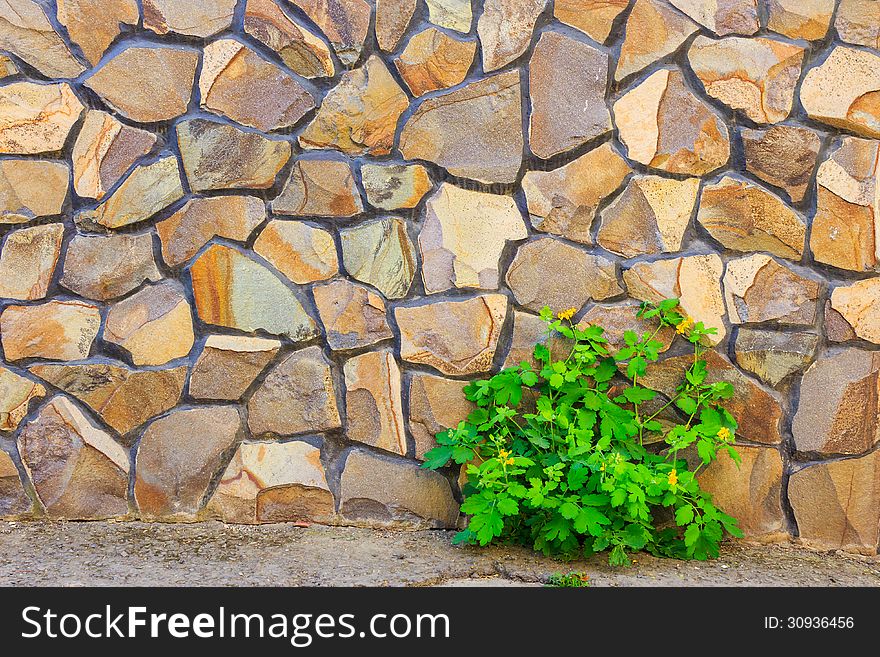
0;521;877;587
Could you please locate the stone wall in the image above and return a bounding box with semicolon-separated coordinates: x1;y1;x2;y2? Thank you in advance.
0;0;879;554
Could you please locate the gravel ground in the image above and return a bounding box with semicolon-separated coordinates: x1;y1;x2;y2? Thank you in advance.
1;521;878;587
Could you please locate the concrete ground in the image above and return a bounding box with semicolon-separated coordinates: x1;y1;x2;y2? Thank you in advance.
1;521;878;586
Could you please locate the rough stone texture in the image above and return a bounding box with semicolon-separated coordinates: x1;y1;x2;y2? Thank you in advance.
60;232;161;301
135;405;242;519
395;28;476;97
800;46;880;139
340;217;416;300
420;183;527;294
723;254;819;325
313;279;393;350
766;0;834;41
253;220;338;284
733;328;818;387
597;176;699;257
190;243;318;340
344;350;407;455
529;30;611;160
0;159;69;224
697;176;806;260
741;125;820;204
18;396;129;519
478;0;545;72
376;0;417;52
272;158;363;217
400;70;523;184
30;363;186;436
56;0;139;65
1;300;100;362
835;0;880;49
789;450;880;555
396;294;507;376
523;143;631;245
362;163;431;210
189;335;281;401
143;0;236;37
503;309;569;368
340;449;459;527
0;449;30;517
0;0;85;78
409;373;475;460
177;118;292;192
0;223;64;300
0;366;45;431
425;0;472;32
828;279;880;346
208;441;334;524
247;346;341;437
614;68;730;176
555;0;628;43
0;82;84;155
670;0;759;36
0;55;19;78
616;0;699;81
290;0;372;66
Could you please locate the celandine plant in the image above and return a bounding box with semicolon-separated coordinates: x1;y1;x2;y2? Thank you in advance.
423;299;743;566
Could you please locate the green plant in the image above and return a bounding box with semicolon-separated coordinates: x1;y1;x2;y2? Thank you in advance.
547;571;591;588
423;298;743;566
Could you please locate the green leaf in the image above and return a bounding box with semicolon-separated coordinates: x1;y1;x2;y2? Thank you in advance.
676;396;698;415
469;509;505;545
593;358;617;383
549;373;564;388
622;386;656;404
520;370;538;386
675;505;694;526
623;330;638;346
533;343;550;363
560;501;580;520
421;445;453;470
626;356;647;379
496;496;519;516
684;523;701;547
573;507;610;536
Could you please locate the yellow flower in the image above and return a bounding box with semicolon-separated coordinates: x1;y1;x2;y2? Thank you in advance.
675;316;694;335
600;463;606;472
505;457;515;466
498;449;511;459
667;469;678;487
557;307;577;321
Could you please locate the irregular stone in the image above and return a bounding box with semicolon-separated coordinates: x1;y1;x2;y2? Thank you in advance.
698;446;786;540
522;142;630;245
244;0;335;78
299;56;408;156
340;449;459;527
19;396;129;519
1;159;68;224
733;328;818;387
395;28;476;97
828;279;880;345
697;176;806;259
247;346;341;436
189;335;281;401
177;119;292;192
313;279;392;350
420;183;527;294
835;0;880;49
0;450;30;517
344;350;407;455
800;46;880;138
0;223;64;300
616;0;700;81
555;0;629;43
340;217;416;300
425;0;472;32
789;450;880;554
376;0;417;51
84;46;199;123
362;163;432;210
503;310;568;368
400;71;523;184
208;441;334;524
0;367;45;431
30;363;186;436
60;232;160;301
1;300;100;362
395;294;508;376
614;68;730;176
408;373;474;459
478;0;545;72
135;405;242;519
190;244;319;340
290;0;371;66
578;301;676;354
157;196;266;268
71;111;158;200
723;254;819;325
272;158;363;217
0;0;85;78
0;54;18;77
597;176;699;257
200;39;315;132
687;36;804;124
811;136;880;272
766;0;834;40
741;125;820;203
825;300;858;343
669;0;759;35
56;0;139;65
529;30;611;159
0;82;84;155
507;238;621;313
104;282;195;367
641;350;783;444
253;220;338;284
623;254;727;345
78;156;184;230
143;0;236;37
